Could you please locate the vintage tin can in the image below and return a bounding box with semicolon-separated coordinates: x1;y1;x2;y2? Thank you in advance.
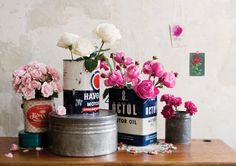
48;109;117;157
165;111;191;144
22;99;54;133
109;88;157;146
63;60;100;114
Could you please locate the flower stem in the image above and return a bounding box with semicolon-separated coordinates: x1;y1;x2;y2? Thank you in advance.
96;41;105;59
70;49;74;60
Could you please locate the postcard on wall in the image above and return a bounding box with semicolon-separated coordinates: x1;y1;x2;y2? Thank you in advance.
169;24;185;47
189;52;205;76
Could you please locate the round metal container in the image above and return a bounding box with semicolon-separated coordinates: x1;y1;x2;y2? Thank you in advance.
48;109;117;157
165;111;191;144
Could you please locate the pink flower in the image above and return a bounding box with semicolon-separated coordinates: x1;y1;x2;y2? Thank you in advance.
160;94;174;105
10;144;18;151
28;80;41;90
133;80;159;99
21;73;32;86
114;52;125;64
124;65;140;83
172;25;183;37
50;81;62;93
30;69;43;80
161;72;176;88
56;106;66;116
161;105;175;119
124;57;134;66
185;101;198;115
41;82;54;98
100;60;109;71
151;62;165;77
143;61;153;75
47;66;60;81
21;87;35;100
104;70;124;87
173;97;182;107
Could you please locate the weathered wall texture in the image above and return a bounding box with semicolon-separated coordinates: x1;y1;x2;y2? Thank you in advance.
1;0;236;149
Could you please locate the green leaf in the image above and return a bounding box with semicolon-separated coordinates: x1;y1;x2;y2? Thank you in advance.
103;88;110;99
105;57;113;69
89;52;97;58
84;59;98;72
126;84;132;89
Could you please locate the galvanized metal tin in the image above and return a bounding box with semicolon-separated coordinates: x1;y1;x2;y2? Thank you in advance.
165;111;191;144
109;88;157;146
48;109;117;157
63;60;100;114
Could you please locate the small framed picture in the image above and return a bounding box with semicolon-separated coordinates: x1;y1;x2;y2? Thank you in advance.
189;52;205;76
169;24;185;47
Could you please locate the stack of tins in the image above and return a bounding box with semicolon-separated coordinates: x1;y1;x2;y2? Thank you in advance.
49;60;117;156
109;88;157;146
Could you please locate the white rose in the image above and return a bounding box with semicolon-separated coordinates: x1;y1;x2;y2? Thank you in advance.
57;32;79;49
96;23;121;44
72;38;95;56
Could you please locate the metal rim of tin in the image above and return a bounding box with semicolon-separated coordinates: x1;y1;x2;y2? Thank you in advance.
173;111;191;119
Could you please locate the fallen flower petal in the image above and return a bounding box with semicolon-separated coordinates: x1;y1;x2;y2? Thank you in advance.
4;152;13;158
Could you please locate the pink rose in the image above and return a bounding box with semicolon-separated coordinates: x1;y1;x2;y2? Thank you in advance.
12;75;21;88
114;52;125;64
124;64;140;83
47;66;60;81
10;144;18;151
56;106;66;116
161;105;175;119
21;87;35;100
185;101;198;115
143;61;153;75
124;57;134;66
30;69;43;80
28;80;41;90
37;63;47;75
41;82;54;98
21;73;32;86
50;81;62;93
161;72;176;88
104;70;124;87
133;80;159;99
151;62;165;77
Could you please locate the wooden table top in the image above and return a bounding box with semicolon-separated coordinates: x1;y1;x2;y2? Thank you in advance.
0;137;236;166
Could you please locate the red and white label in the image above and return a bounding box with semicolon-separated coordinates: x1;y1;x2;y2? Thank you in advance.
82;107;99;113
27;105;52;128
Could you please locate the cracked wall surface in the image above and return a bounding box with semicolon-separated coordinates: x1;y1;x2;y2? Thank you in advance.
0;0;236;150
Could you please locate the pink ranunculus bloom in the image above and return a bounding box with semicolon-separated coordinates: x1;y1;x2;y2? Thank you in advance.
100;60;109;71
124;57;134;66
28;80;41;90
161;72;176;88
161;105;175;119
150;61;165;77
133;80;159;99
47;66;60;81
21;87;35;100
104;70;124;87
41;82;54;98
10;144;18;151
56;106;66;116
114;52;125;64
37;63;47;75
124;64;140;83
185;101;198;115
143;61;153;75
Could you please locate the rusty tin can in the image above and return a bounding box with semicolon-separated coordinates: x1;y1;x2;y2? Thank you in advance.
165;111;191;144
48;109;117;157
22;99;54;133
63;60;100;114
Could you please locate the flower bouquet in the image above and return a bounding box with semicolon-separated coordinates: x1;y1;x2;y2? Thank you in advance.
57;23;121;114
101;53;177;146
160;94;198;144
12;61;62;133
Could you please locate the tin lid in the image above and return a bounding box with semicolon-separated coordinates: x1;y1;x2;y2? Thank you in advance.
49;109;117;125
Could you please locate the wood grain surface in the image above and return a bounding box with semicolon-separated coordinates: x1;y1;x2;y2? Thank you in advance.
0;137;236;166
